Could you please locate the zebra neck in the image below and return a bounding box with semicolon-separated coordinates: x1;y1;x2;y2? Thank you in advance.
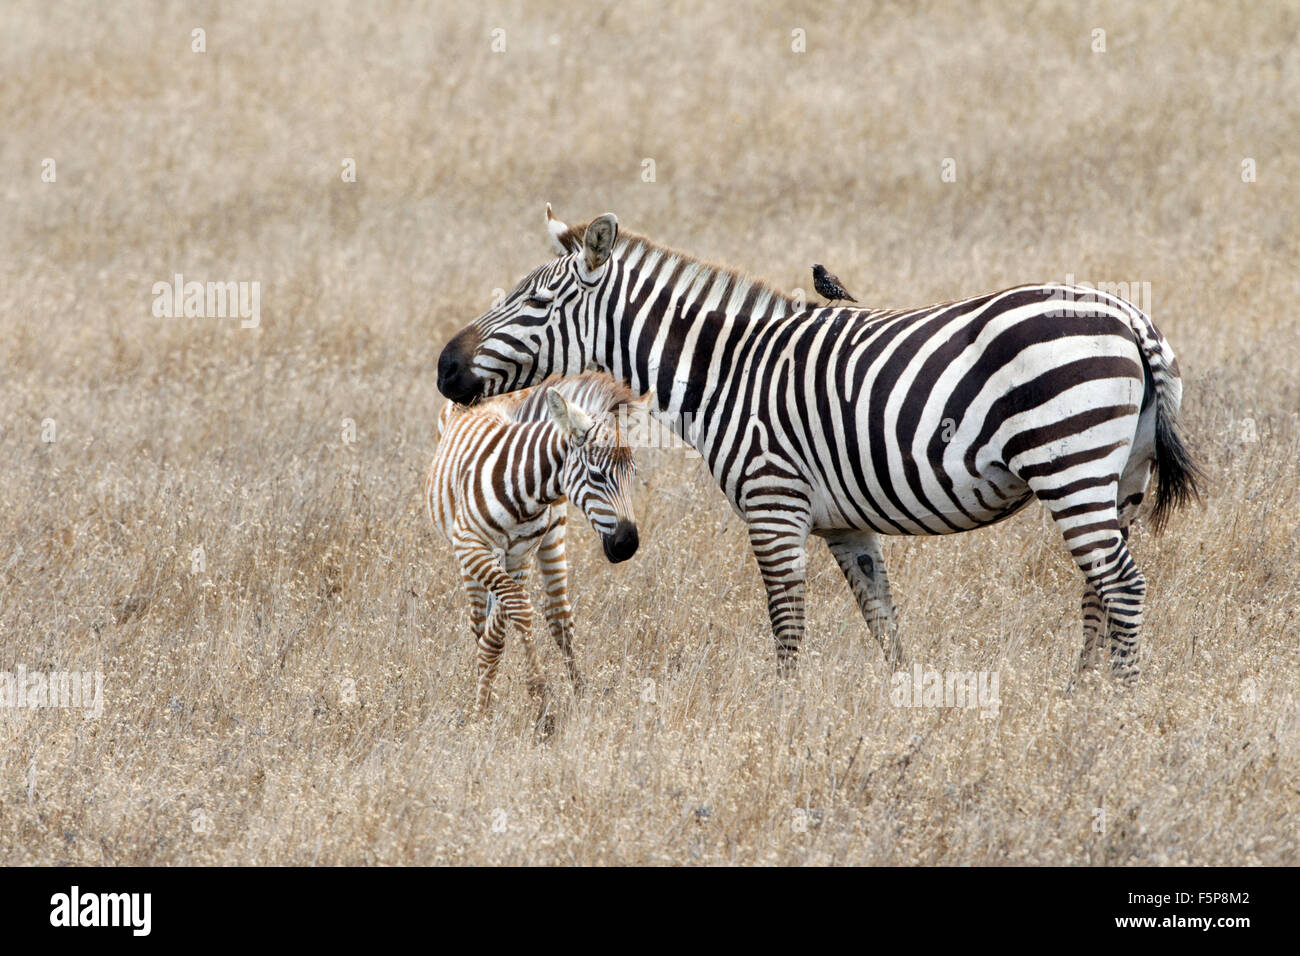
603;256;796;428
514;423;567;512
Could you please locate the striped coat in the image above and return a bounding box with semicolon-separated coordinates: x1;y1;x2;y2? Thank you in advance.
437;207;1201;685
428;372;644;715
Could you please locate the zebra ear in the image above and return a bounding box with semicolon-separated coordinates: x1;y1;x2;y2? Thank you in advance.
546;203;571;256
545;389;595;441
582;213;618;273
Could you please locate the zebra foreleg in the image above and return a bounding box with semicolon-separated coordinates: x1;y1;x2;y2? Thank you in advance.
746;518;810;676
822;530;906;669
505;562;550;709
537;517;582;696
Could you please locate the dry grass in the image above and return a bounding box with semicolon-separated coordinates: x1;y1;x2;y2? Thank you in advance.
1;0;1297;865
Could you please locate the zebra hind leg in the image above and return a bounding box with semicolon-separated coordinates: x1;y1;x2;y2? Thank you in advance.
1039;488;1147;686
478;599;510;711
1102;460;1153;682
822;529;906;669
1096;536;1146;685
455;532;541;714
462;576;507;714
1077;585;1106;676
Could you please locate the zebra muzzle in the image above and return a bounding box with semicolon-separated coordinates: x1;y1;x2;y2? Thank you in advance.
602;521;639;563
437;332;484;404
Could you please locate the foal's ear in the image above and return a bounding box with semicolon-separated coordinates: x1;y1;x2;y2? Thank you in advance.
546;389;595;441
582;213;619;273
545;203;572;255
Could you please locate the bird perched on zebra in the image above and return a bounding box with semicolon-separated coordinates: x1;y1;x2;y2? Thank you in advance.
437;207;1203;690
812;263;858;305
427;372;648;721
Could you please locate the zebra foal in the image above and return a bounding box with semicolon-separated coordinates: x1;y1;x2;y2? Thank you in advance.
427;372;646;714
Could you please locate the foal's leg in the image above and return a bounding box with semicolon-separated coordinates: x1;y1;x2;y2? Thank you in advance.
454;529;536;712
504;558;548;702
536;515;582;695
462;575;507;713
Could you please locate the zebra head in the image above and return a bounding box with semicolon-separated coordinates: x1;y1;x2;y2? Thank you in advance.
437;205;617;405
545;387;639;564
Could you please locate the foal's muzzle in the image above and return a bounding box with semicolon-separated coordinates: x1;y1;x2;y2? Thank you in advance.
602;521;639;563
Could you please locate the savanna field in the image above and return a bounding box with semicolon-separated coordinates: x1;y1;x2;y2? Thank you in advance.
1;1;1297;865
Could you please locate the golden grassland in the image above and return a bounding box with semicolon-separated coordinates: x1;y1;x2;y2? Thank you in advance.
1;0;1297;864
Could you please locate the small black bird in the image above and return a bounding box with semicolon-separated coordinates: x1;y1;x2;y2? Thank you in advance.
812;264;858;305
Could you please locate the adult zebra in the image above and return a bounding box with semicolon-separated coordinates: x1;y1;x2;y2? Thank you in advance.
437;207;1201;683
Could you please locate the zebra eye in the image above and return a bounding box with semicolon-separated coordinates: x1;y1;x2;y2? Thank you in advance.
525;295;552;309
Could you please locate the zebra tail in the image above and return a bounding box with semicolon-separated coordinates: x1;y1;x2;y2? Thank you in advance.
1126;311;1204;534
1151;404;1203;533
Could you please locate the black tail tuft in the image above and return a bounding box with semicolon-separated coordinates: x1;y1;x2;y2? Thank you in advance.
1150;410;1204;534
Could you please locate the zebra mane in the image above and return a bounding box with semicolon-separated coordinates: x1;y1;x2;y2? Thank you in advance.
506;371;643;425
554;222;797;313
